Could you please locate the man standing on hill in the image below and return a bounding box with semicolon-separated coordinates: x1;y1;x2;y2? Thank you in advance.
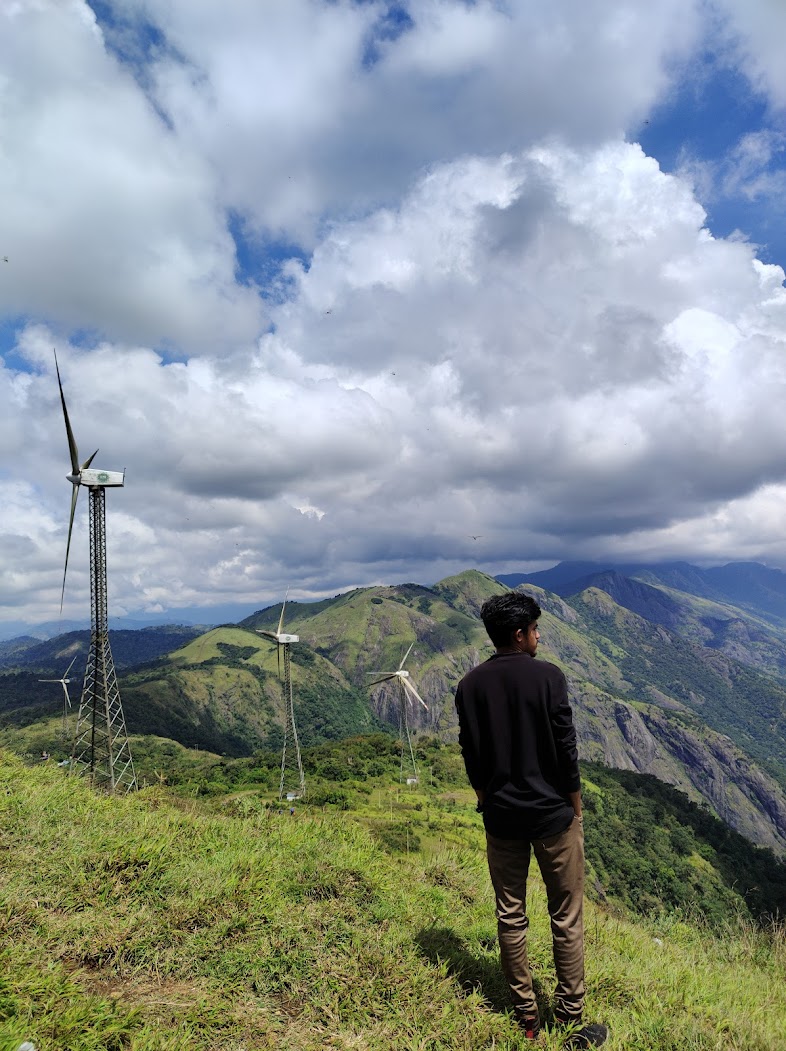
455;592;607;1048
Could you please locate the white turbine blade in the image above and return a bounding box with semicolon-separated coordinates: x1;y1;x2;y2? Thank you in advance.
81;449;98;470
256;629;278;640
60;483;79;612
402;676;428;711
367;674;397;687
398;642;414;670
60;682;72;707
55;351;85;613
64;655;78;678
277;588;289;636
54;350;80;475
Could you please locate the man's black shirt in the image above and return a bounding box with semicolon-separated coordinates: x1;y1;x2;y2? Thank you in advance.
455;651;580;840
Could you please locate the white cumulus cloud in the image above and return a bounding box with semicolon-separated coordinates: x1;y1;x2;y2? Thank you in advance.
3;0;786;629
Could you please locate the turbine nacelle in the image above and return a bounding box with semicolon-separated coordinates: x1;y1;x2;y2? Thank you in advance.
367;643;428;710
71;468;125;488
258;630;299;644
257;591;298;648
39;656;78;705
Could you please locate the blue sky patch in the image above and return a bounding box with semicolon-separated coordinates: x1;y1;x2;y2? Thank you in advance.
86;1;180;130
228;210;310;300
637;56;786;268
0;317;26;370
87;1;170;69
361;2;415;69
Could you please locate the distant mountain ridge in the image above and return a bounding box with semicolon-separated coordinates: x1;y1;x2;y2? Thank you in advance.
0;605;256;643
498;560;786;624
500;562;786;684
0;626;205;673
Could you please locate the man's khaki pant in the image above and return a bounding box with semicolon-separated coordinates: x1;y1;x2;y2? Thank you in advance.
485;815;585;1021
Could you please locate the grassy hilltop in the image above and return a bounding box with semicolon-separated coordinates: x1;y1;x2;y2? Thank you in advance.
1;750;785;1051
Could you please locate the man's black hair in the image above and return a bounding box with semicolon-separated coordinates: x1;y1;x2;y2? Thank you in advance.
480;592;542;647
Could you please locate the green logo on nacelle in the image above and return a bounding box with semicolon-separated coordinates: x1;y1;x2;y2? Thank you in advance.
98;472;109;482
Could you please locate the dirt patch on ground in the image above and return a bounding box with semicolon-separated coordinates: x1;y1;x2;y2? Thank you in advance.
76;971;211;1006
71;971;288;1048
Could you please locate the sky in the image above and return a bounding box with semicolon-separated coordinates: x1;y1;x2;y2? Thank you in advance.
2;0;786;633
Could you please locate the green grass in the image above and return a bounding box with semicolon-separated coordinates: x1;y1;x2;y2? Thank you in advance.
1;752;785;1050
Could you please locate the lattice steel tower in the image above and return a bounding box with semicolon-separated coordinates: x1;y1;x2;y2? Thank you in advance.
257;595;305;799
70;486;137;791
55;352;137;793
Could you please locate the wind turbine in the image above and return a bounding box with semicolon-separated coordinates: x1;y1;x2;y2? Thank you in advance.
367;643;428;784
257;593;305;800
39;655;78;742
54;351;137;793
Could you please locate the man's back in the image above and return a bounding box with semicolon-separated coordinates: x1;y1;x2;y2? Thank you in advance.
456;651;579;839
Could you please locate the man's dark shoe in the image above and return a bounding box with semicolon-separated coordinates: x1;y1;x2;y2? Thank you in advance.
563;1022;608;1048
513;1009;541;1040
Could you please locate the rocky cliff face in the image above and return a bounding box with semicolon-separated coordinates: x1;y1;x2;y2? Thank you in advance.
568;683;786;854
639;709;786;851
363;577;786;854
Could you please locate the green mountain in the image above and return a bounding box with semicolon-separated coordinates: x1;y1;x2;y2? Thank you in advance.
0;635;40;660
238;573;501;736
507;565;786;682
2;569;786;855
119;625;383;755
583;571;786;677
0;625;208;743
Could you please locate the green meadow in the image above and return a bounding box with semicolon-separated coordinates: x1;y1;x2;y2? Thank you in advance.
1;742;784;1051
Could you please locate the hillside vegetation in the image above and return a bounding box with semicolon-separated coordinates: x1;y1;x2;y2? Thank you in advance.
169;734;786;925
117;626;383;755
3;568;786;856
1;752;784;1051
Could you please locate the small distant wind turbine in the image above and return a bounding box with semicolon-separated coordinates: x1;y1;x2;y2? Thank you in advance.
39;655;78;742
367;643;428;783
257;593;305;800
54;351;136;793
